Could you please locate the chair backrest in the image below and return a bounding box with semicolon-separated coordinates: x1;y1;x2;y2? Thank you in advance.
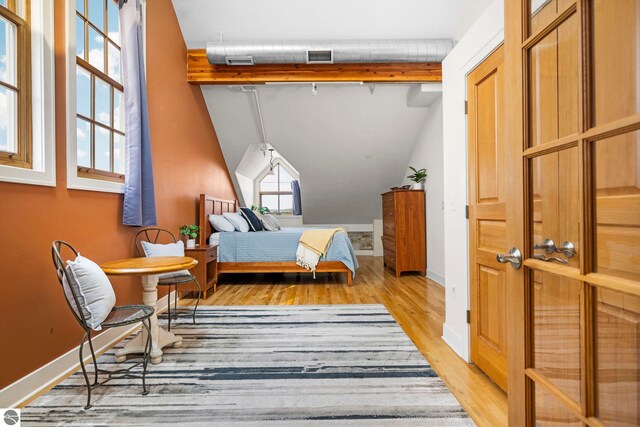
51;240;88;330
133;228;178;257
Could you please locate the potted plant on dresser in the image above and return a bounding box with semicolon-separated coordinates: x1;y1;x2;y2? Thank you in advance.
407;166;427;190
180;224;200;249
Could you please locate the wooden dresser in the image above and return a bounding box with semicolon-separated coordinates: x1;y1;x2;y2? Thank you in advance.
381;189;426;277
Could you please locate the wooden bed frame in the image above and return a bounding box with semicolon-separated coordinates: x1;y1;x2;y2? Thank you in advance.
198;194;352;286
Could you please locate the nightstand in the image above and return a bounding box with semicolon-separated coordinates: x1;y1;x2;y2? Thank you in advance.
183;245;218;298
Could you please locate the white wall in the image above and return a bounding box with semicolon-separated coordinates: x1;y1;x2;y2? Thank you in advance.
402;97;445;286
441;0;504;362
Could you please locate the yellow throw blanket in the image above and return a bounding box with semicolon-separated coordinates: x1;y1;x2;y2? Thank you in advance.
296;228;345;276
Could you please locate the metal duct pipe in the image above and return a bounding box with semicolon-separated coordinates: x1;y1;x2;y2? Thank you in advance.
206;39;454;65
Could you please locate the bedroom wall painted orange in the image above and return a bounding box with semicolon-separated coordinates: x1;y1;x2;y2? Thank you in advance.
0;0;235;389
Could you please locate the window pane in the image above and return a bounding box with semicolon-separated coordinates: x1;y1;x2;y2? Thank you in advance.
0;1;7;8
107;0;120;45
88;26;105;72
0;86;17;153
0;16;17;86
107;42;120;82
593;131;640;282
76;66;91;118
113;89;124;131
75;16;85;59
260;182;278;192
279;194;293;212
279;165;294;184
76;118;91;167
596;288;640;427
88;0;104;32
94;77;110;125
95;126;110;171
113;133;124;174
261;195;278;212
534;382;581;427
76;0;85;15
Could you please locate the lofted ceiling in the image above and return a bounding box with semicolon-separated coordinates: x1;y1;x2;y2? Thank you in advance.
203;84;433;224
171;0;494;48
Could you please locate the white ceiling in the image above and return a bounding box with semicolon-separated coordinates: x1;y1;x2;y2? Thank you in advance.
203;85;434;224
172;0;494;48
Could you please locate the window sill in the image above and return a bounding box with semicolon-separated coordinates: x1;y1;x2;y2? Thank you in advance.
0;163;56;187
67;175;125;194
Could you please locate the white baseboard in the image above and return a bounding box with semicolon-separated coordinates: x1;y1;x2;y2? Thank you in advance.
442;322;470;363
354;250;373;256
427;270;445;286
0;291;175;409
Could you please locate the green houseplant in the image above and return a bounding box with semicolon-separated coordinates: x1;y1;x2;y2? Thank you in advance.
407;166;427;189
251;205;271;215
180;224;200;248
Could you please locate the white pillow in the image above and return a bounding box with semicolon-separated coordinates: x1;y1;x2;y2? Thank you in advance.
223;212;250;232
63;254;116;331
209;214;235;232
140;240;192;279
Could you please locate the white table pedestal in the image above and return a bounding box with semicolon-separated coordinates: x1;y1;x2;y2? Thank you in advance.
115;274;183;364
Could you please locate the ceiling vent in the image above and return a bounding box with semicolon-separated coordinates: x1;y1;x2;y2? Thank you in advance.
225;56;255;66
306;49;333;64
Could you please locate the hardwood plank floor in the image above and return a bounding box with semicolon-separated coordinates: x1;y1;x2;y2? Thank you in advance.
183;256;508;426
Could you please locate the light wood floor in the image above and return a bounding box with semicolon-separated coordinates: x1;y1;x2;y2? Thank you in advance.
184;256;508;426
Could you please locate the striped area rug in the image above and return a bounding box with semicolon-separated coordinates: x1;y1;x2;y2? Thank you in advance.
24;305;474;426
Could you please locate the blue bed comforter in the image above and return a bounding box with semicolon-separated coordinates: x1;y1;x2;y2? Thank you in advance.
213;228;358;276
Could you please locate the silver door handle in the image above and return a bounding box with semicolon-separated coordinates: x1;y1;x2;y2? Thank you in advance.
496;247;522;269
556;241;576;258
533;254;568;264
533;238;556;254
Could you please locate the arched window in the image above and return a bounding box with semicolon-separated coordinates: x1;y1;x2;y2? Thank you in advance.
258;163;294;213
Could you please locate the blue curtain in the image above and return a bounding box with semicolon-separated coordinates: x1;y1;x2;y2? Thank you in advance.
119;0;157;226
291;180;302;215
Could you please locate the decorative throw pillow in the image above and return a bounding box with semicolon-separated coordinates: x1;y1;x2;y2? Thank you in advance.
260;213;281;231
223;212;250;232
63;254;116;331
140;240;191;279
209;214;235;232
239;207;263;232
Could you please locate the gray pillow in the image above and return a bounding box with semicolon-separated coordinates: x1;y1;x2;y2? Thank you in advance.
260;213;281;231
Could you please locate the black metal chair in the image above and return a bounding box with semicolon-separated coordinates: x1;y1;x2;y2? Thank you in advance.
134;228;201;331
52;241;154;410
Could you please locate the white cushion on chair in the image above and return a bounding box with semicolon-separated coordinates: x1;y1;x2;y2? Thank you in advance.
63;254;116;331
223;212;250;232
140;240;192;279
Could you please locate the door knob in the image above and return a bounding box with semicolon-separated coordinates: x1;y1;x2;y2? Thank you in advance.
496;247;522;270
534;238;556;254
556;241;576;258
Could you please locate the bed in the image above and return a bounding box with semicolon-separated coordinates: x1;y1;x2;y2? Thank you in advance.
198;194;357;286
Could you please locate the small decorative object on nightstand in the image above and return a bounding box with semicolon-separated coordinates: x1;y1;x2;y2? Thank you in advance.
183;244;218;298
180;224;200;249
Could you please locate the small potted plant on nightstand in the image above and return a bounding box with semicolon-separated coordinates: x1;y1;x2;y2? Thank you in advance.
407;166;427;190
180;224;200;249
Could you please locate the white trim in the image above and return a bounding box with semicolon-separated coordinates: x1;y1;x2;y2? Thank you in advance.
0;291;176;408
65;0;125;194
442;322;470;363
427;270;445;286
354;250;373;256
0;0;56;187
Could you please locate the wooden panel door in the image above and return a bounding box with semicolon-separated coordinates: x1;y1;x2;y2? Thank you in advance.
467;45;508;391
505;0;640;425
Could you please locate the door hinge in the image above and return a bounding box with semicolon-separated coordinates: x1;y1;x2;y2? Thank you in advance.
465;205;469;219
466;310;471;324
464;100;468;114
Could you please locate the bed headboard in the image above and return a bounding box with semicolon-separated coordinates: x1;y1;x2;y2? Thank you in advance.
198;194;238;246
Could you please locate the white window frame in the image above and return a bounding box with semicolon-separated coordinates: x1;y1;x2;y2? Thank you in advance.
65;0;125;193
0;0;56;187
254;159;299;214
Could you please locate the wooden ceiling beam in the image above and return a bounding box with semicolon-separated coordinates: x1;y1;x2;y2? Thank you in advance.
187;49;442;85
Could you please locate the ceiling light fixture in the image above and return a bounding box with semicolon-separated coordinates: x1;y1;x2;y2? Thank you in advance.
267;148;276;175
